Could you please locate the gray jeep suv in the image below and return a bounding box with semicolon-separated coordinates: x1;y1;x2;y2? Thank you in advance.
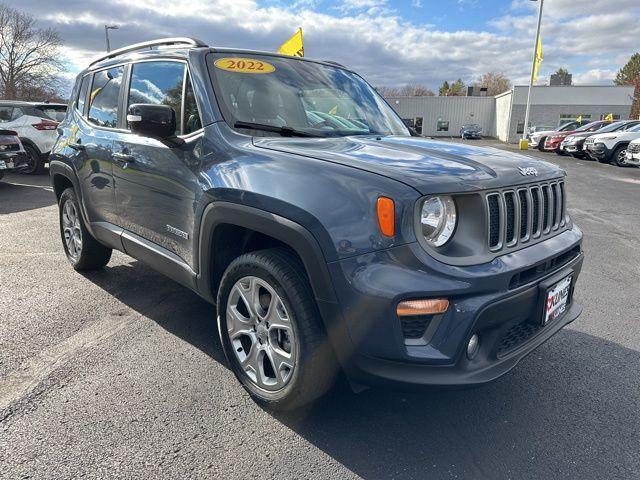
51;38;584;410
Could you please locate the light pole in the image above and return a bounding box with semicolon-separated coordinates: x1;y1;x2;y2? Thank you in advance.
522;0;544;145
104;24;119;52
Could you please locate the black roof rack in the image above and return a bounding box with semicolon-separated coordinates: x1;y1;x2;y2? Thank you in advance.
89;37;208;67
322;60;347;69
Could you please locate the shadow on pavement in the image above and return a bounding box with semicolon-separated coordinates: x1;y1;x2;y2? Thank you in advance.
81;259;639;479
82;260;226;366
0;173;55;214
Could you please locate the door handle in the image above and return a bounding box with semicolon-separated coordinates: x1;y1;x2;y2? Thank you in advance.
69;142;85;151
113;152;135;164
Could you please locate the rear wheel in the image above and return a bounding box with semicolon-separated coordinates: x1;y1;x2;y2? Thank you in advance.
59;188;112;270
537;137;547;152
612;145;628;167
21;143;43;175
217;248;337;410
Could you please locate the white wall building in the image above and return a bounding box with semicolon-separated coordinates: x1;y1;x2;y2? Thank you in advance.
387;85;635;143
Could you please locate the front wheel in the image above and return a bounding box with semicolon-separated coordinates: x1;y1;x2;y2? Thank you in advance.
537;138;547;152
612;145;628;167
217;248;337;410
59;188;112;270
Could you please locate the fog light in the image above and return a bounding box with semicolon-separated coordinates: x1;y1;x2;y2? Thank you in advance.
466;334;480;360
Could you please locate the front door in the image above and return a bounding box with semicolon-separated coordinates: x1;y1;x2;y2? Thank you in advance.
112;60;203;268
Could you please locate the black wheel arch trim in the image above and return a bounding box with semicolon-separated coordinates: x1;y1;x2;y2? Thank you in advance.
49;159;95;238
197;201;338;305
197;201;354;370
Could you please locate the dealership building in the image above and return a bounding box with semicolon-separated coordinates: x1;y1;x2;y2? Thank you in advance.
387;85;635;143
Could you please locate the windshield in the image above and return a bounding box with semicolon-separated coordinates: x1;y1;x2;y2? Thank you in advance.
558;122;578;131
209;53;409;137
596;122;626;133
574;122;602;132
628;123;640;132
35;105;67;122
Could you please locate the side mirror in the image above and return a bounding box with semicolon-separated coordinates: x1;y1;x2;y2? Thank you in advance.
127;104;176;139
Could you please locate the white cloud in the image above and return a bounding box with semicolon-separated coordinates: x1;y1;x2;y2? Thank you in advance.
572;69;617;85
4;0;639;92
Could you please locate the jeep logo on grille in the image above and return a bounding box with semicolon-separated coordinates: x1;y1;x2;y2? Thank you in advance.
518;166;538;177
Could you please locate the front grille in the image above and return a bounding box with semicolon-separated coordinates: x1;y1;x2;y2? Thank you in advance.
497;320;543;357
486;180;566;253
629;143;640;154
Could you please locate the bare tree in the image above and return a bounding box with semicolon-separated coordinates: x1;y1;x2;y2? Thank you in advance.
0;3;64;100
398;84;435;96
474;72;512;96
375;86;401;97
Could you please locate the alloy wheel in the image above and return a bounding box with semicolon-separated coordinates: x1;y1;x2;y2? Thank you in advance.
62;200;83;261
226;276;296;391
617;148;627;166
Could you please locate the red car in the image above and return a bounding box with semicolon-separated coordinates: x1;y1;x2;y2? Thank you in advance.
544;121;611;155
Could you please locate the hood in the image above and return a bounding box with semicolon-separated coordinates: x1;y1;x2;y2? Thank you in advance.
590;130;640;142
531;129;556;137
253;135;563;194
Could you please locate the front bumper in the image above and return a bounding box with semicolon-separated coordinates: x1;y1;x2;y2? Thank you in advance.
327;226;583;388
625;150;640;166
584;143;609;161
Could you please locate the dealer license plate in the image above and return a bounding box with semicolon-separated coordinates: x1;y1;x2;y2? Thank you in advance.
544;275;572;325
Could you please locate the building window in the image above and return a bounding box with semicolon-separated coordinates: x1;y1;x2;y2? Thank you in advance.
414;116;423;135
437;120;449;132
516;122;525;134
559;114;591;126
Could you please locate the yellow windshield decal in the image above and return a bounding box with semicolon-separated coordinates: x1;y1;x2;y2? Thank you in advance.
214;57;276;74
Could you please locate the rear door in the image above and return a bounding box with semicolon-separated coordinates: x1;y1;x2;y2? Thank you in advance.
74;66;126;226
112;60;203;267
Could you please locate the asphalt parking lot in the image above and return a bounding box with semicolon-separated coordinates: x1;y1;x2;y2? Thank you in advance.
1;142;639;480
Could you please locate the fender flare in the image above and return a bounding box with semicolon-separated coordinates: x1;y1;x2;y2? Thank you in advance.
49;159;92;231
196;201;338;305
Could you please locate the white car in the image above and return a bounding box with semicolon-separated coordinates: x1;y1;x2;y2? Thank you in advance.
625;138;640;167
0;100;66;174
584;123;640;166
528;121;582;151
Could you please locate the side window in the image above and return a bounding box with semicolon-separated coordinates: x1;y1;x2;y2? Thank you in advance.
183;74;202;135
88;66;124;128
0;106;12;123
10;107;24;121
128;61;185;136
76;75;91;115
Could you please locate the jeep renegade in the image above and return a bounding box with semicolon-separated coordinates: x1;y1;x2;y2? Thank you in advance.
51;38;584;410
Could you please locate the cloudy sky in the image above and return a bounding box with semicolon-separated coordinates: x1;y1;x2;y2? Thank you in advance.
6;0;640;90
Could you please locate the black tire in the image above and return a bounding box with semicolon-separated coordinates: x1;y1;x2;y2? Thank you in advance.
537;137;547;151
0;172;4;181
21;143;43;175
611;145;628;167
217;247;337;411
58;188;112;271
555;149;567;156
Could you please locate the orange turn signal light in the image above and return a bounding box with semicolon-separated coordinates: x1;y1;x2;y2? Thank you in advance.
396;299;450;317
377;196;395;237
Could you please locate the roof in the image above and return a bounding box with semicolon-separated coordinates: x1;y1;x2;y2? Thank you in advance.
0;100;66;107
86;37;351;73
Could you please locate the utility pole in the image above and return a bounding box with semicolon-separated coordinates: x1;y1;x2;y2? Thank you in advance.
104;24;119;52
522;0;544;145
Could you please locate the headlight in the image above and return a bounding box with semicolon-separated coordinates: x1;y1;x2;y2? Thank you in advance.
420;196;457;247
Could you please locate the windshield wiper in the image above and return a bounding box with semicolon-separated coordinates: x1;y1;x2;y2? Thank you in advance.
234;121;320;138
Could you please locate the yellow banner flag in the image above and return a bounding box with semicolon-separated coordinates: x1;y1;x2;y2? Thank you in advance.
532;36;543;83
576;115;582;123
604;113;614;121
278;28;304;57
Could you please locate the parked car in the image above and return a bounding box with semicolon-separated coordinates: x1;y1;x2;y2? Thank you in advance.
561;120;640;159
528;121;585;152
460;123;482;139
584;123;640;166
544;120;611;155
0;100;67;174
0;129;28;181
51;38;584;410
624;137;640;167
